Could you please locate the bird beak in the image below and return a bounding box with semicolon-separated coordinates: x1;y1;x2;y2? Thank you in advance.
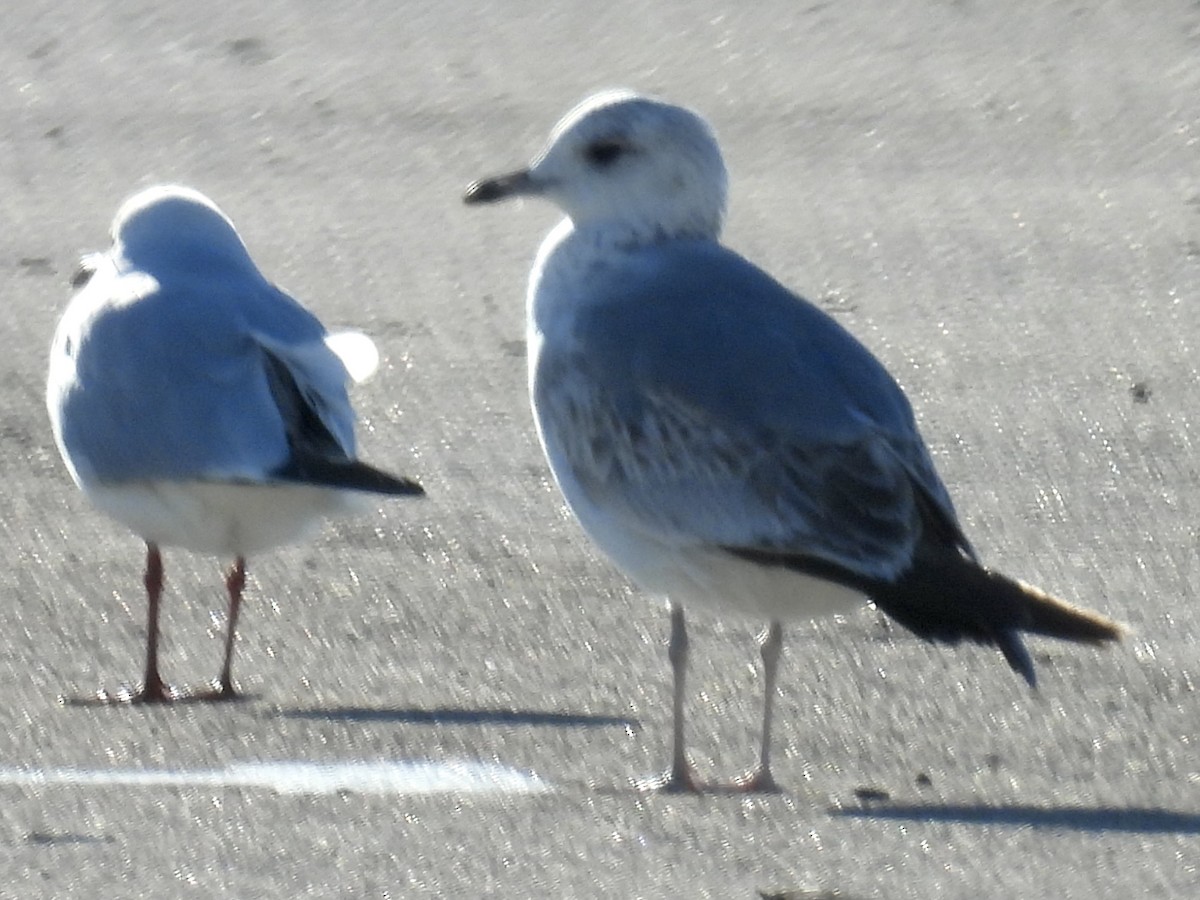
70;252;107;288
463;169;540;205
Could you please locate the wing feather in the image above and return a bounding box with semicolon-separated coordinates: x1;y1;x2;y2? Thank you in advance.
532;240;970;580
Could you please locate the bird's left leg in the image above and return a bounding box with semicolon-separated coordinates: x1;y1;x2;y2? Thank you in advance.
735;620;784;792
208;556;246;700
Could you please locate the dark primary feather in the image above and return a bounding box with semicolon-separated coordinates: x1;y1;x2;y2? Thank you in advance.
261;347;424;497
725;482;1122;686
273;453;424;496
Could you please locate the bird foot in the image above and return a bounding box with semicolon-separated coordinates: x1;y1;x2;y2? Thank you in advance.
62;678;240;706
634;760;707;794
185;679;242;703
62;677;180;706
730;764;782;794
153;677;242;703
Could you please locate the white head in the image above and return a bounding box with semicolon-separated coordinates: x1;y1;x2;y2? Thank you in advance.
465;90;728;243
110;185;256;274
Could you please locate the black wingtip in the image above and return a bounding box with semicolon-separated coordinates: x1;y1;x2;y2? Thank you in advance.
274;455;426;497
373;474;426;497
996;630;1038;688
334;465;426;497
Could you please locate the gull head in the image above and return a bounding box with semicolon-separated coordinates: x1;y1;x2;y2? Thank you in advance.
464;90;728;243
110;185;256;274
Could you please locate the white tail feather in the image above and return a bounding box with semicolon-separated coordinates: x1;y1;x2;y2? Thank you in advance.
325;331;380;383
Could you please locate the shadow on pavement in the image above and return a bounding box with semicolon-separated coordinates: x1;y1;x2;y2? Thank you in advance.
832;803;1200;834
278;706;640;730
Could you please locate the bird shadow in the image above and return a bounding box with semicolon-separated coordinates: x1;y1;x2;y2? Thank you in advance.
832;802;1200;834
277;705;640;730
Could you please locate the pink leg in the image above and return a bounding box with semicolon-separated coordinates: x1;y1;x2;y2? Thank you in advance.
72;542;176;704
213;556;246;699
137;543;171;701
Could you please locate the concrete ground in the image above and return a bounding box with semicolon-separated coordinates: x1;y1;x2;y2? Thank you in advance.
2;1;1199;896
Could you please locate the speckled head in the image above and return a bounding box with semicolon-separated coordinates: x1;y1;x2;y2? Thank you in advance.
465;91;728;243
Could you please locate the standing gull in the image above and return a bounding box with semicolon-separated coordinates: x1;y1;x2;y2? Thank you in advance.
464;91;1122;792
47;185;424;704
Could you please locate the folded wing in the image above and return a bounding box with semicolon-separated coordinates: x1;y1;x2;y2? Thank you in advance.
535;240;965;580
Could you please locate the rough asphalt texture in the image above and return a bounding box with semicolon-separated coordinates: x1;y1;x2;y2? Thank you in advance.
3;2;1199;897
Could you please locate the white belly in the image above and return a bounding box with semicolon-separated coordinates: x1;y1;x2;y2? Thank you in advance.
85;480;369;557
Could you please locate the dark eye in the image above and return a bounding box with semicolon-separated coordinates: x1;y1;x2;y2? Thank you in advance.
584;140;626;166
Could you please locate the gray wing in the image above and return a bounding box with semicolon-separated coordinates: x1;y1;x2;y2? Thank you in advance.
49;262;355;486
533;241;972;581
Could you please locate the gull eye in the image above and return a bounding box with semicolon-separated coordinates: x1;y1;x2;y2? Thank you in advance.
584;140;626;167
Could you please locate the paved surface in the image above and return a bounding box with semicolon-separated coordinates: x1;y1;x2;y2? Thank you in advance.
3;1;1199;896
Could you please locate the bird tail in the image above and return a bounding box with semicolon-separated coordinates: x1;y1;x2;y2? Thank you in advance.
1005;574;1124;643
868;554;1124;687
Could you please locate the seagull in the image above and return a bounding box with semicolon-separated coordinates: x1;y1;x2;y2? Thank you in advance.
464;91;1123;792
47;185;425;704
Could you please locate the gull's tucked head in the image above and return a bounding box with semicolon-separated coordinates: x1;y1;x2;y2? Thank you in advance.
465;90;728;243
111;185;256;274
